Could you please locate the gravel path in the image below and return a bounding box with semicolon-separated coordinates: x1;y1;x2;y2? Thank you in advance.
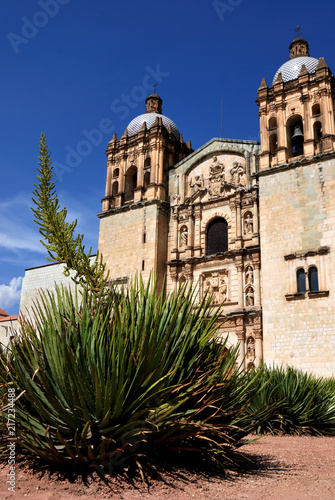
1;435;334;499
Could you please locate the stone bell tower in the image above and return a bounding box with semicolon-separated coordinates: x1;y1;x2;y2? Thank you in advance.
257;37;335;170
97;94;193;291
256;37;335;377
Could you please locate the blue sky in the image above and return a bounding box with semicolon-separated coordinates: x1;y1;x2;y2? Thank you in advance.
1;0;335;314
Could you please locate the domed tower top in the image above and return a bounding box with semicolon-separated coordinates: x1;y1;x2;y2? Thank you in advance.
289;37;310;59
257;34;335;171
272;37;319;84
145;93;162;114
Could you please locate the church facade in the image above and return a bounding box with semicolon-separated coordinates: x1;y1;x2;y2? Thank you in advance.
20;37;335;376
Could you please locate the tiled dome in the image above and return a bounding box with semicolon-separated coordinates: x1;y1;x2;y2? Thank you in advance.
127;113;180;139
273;56;319;85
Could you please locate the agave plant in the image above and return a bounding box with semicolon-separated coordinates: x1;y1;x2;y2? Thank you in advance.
246;364;335;435
0;278;265;471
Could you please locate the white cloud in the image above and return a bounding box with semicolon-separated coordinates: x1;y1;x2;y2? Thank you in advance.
0;232;45;254
0;193;44;254
0;276;23;312
0;191;99;276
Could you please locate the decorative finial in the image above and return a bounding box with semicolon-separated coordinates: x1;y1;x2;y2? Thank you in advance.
294;25;302;38
153;82;158;93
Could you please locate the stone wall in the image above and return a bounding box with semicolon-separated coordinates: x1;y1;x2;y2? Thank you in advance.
259;157;335;377
19;262;77;317
98;200;168;290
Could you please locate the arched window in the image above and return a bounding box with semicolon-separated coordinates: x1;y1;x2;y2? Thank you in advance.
125;166;137;201
287;115;304;157
206;218;228;256
112;181;118;197
113;168;119;178
144;157;151;168
144;171;150;188
308;266;319;292
313;121;322;141
312;103;321;116
269;134;278;154
297;268;306;294
269;117;277;129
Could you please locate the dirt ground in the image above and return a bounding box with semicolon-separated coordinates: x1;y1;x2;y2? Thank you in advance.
1;435;334;500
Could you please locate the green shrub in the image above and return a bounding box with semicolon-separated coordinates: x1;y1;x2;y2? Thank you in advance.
0;279;263;471
246;364;335;435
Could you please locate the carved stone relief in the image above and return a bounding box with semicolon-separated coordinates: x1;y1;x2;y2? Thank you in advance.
246;336;255;359
244;212;253;234
202;270;228;304
245;265;254;285
189;174;204;194
180;226;188;248
208;158;225;198
230;162;246;186
245;286;255;306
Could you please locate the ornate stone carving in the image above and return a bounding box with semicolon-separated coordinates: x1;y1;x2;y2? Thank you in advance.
230;162;246;186
180;226;188;248
203;270;228;304
244;212;253;234
246;336;255;359
245;265;254;285
189;174;203;194
245;286;255;306
128;150;138;163
208;158;225;198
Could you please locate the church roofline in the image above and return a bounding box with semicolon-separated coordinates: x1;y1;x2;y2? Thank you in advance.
170;137;260;171
24;256;97;272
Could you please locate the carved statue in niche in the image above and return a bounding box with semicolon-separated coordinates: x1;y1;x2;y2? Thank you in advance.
204;272;228;304
189;174;203;194
244;212;253;234
230;162;246;185
219;278;227;302
247;336;255;359
245;265;254;285
245;286;254;306
208;159;225;198
180;226;188;248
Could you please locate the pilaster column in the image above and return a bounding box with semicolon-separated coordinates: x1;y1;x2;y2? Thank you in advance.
138;147;145;188
254;330;263;367
302;95;311;140
170;266;178;293
105;162;112;197
158;146;164;184
151;146;158;184
194;209;202;256
253;262;261;306
253;198;259;234
252;197;259;245
236;261;244;307
259;110;268;154
245;152;251;185
172;211;179;253
236;331;245;370
187;207;194;258
188;208;194;248
276;102;285;149
235;195;242;248
321;90;331;136
120;158;126;193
